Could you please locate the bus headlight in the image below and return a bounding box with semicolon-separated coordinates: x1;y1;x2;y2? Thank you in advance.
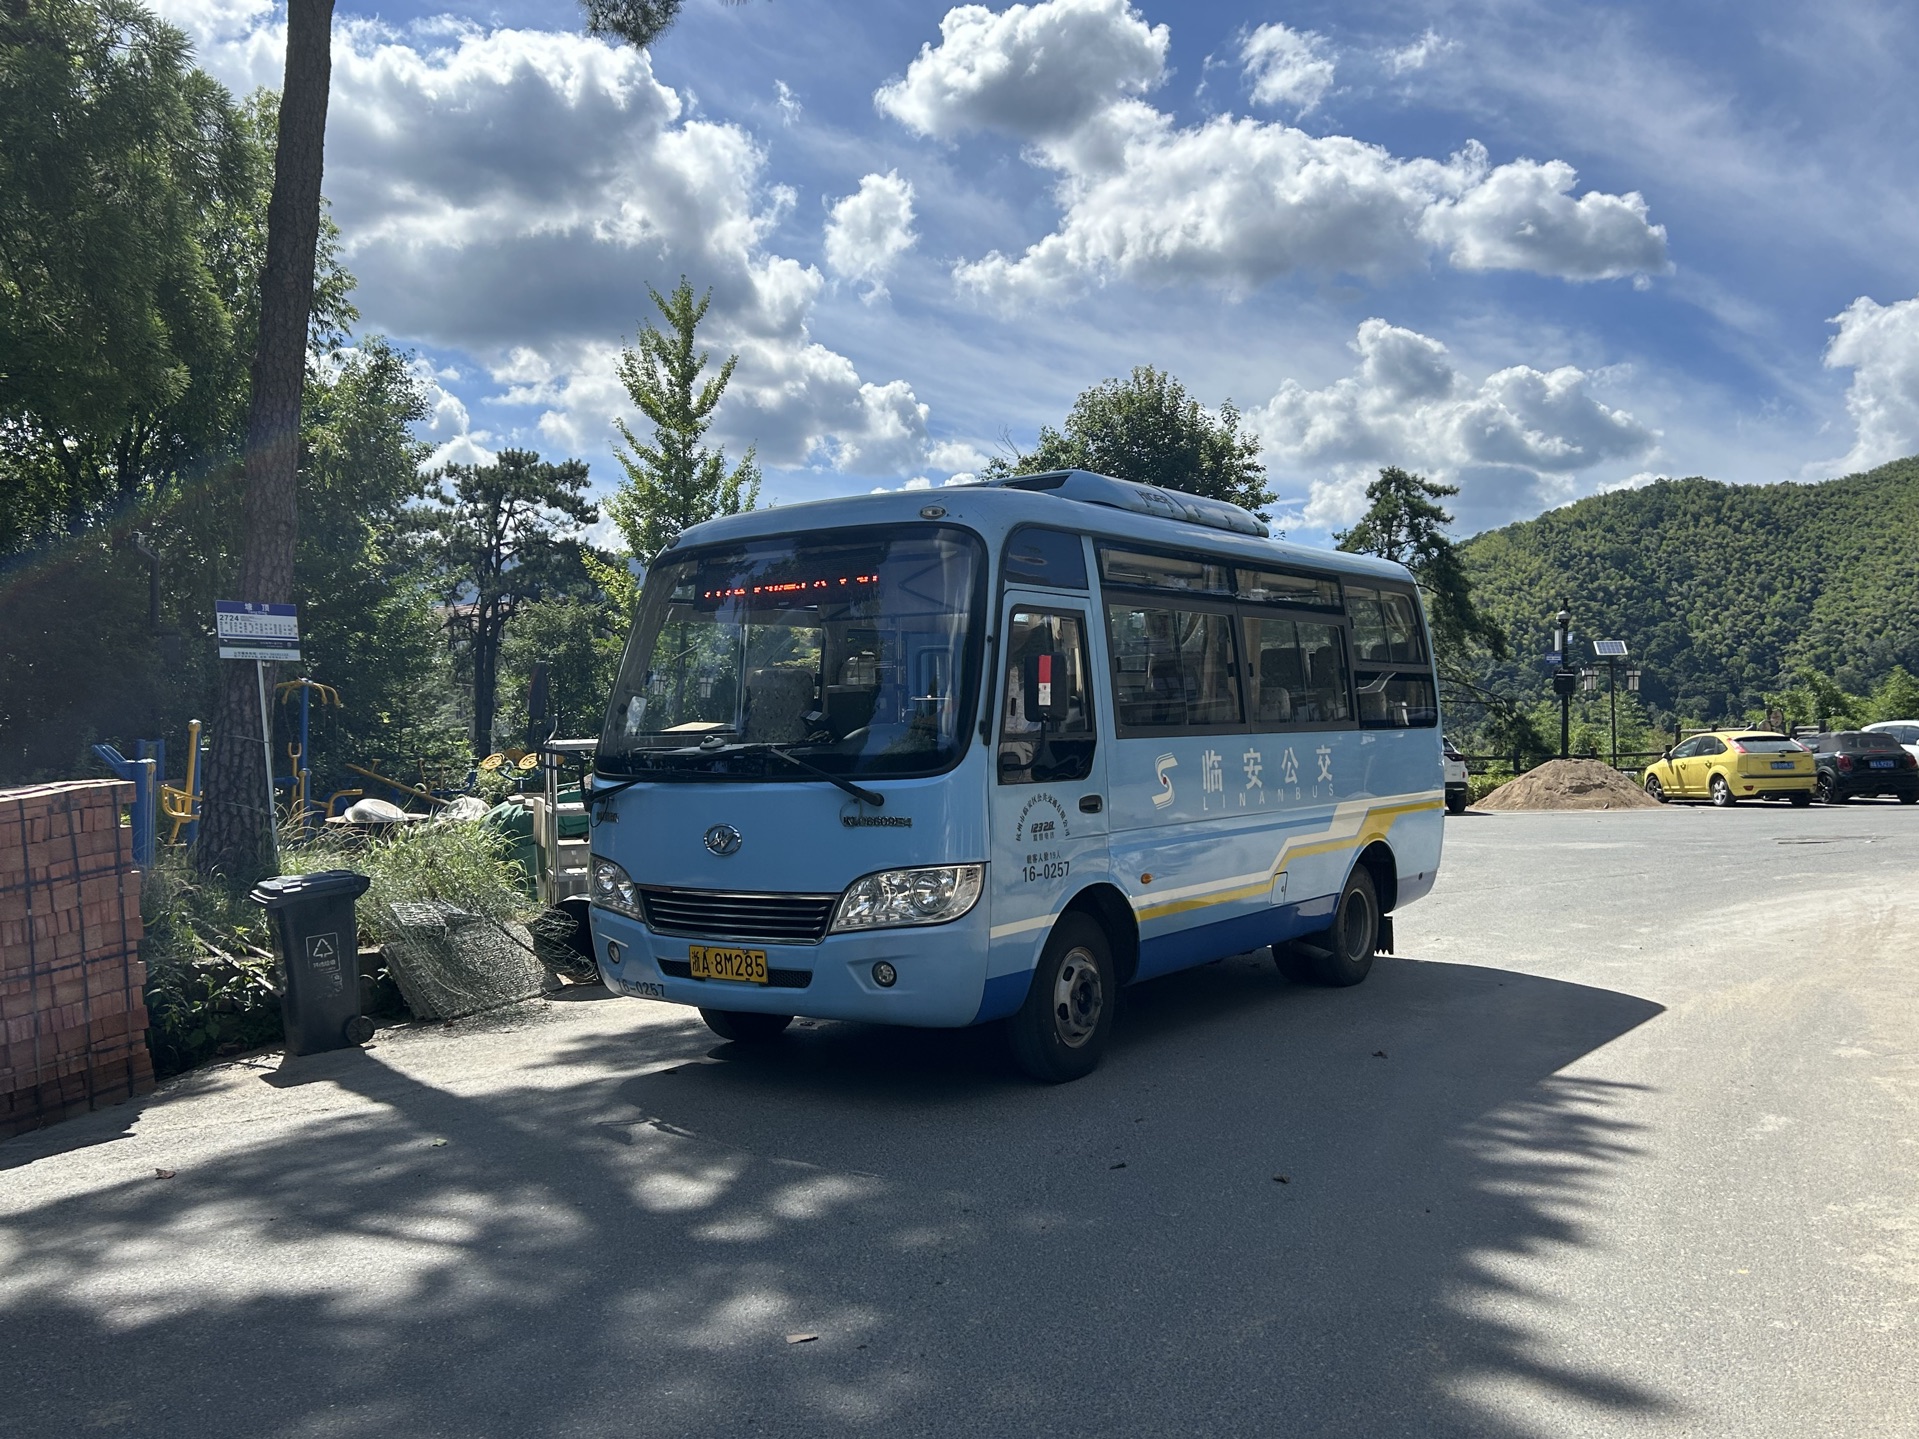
591;858;641;918
830;864;984;933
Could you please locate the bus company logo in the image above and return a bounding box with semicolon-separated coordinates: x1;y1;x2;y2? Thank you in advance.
840;809;911;829
703;823;743;856
1015;792;1070;845
1153;753;1178;807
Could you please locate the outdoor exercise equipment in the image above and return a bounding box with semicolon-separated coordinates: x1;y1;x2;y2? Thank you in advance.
276;678;341;838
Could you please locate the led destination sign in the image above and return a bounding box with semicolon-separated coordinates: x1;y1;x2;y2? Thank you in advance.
699;573;880;603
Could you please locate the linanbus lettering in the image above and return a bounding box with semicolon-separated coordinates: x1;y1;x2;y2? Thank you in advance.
841;813;911;828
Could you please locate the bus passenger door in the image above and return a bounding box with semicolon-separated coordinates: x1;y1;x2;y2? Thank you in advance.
987;603;1110;997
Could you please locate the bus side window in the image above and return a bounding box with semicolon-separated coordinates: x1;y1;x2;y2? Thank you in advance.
1346;587;1391;663
1245;617;1354;729
1001;610;1095;784
1107;604;1242;731
1379;590;1426;663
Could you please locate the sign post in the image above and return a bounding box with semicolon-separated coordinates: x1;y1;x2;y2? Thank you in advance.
216;602;301;848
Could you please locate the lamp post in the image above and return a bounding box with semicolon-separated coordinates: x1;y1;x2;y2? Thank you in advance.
1550;601;1575;759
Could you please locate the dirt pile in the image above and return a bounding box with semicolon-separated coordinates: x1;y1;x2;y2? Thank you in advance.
1476;758;1662;811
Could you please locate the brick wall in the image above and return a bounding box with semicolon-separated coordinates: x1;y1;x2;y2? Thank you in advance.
1;779;156;1139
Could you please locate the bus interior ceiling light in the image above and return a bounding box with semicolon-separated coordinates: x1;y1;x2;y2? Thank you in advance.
987;470;1269;538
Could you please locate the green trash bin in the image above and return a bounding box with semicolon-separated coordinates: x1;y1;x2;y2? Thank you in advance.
251;870;375;1055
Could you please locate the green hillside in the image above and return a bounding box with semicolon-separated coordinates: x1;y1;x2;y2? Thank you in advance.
1458;455;1919;725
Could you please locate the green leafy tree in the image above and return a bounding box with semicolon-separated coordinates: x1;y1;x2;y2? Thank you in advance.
498;595;620;745
294;340;465;797
1764;668;1863;733
599;277;761;604
989;365;1276;521
423;451;598;758
0;338;458;794
0;7;346;553
1863;665;1919;723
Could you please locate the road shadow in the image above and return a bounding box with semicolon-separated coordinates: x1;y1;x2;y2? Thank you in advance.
0;953;1668;1438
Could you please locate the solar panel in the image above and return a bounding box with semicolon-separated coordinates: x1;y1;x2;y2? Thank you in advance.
1593;639;1629;657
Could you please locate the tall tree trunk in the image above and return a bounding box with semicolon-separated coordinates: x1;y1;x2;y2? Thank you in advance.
195;0;334;885
471;614;500;758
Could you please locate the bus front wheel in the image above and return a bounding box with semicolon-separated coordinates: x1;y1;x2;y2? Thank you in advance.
699;1009;793;1044
1008;913;1116;1084
1305;867;1380;987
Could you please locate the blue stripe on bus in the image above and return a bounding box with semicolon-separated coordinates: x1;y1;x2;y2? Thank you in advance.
1134;894;1337;981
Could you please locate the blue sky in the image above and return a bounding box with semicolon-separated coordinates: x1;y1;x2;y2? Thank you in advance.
156;0;1919;545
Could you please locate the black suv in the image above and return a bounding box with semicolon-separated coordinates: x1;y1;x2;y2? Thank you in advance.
1805;731;1919;804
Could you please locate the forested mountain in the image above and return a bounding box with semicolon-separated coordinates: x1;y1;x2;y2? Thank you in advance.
1458;456;1919;725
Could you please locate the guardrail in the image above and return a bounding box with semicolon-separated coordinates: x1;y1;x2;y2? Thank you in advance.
1455;750;1669;774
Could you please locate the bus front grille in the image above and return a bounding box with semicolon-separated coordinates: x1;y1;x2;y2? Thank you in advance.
638;887;839;945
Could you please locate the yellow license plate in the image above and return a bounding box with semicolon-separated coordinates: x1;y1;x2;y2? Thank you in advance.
688;945;768;983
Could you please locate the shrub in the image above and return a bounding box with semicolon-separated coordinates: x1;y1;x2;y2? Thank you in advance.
140;852;284;1077
289;817;533;946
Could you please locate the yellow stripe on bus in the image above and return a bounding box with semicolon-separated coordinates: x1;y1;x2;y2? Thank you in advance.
1131;793;1442;924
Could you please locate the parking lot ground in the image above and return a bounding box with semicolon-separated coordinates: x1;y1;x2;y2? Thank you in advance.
3;805;1916;1438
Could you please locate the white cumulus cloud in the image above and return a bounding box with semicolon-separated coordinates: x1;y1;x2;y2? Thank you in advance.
148;0;957;484
1241;23;1335;115
875;0;1167;151
823;171;919;300
883;0;1668;304
1825;293;1919;473
1420;151;1670;279
1251;319;1658;532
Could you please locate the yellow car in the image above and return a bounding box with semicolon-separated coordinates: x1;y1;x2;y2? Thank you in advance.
1642;731;1815;807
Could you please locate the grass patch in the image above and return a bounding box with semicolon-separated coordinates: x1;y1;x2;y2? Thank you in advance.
138;818;536;1077
290;818;533;946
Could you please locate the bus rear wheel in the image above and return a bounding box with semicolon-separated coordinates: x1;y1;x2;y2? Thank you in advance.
699;1009;793;1044
1304;867;1379;987
1008;913;1116;1084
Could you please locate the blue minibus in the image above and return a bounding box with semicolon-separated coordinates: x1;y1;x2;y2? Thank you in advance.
586;470;1445;1081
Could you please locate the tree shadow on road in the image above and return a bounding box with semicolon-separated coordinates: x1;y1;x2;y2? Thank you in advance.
0;953;1667;1438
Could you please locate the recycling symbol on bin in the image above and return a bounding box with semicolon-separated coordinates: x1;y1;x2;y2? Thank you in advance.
303;932;344;996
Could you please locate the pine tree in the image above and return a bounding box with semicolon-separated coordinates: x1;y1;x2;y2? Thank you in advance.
598;278;760;611
1336;467;1504;659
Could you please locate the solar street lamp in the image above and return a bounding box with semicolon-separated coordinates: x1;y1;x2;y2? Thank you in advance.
1593;640;1631;768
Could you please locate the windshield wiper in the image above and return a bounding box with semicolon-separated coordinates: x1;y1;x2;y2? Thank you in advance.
684;737;885;808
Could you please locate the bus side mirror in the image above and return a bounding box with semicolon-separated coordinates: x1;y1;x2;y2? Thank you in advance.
1021;652;1071;723
526;662;551;752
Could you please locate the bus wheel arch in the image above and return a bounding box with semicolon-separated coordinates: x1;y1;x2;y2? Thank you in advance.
1355;840;1398;913
1063;883;1139;987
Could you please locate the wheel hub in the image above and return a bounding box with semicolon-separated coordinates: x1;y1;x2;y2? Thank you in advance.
1052;948;1103;1048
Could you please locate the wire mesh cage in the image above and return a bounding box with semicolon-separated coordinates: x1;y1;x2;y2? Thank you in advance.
383;900;546;1021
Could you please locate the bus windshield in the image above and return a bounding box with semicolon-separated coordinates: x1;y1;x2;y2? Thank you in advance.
598;526;984;780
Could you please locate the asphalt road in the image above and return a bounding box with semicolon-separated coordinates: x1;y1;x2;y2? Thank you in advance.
3;803;1916;1438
